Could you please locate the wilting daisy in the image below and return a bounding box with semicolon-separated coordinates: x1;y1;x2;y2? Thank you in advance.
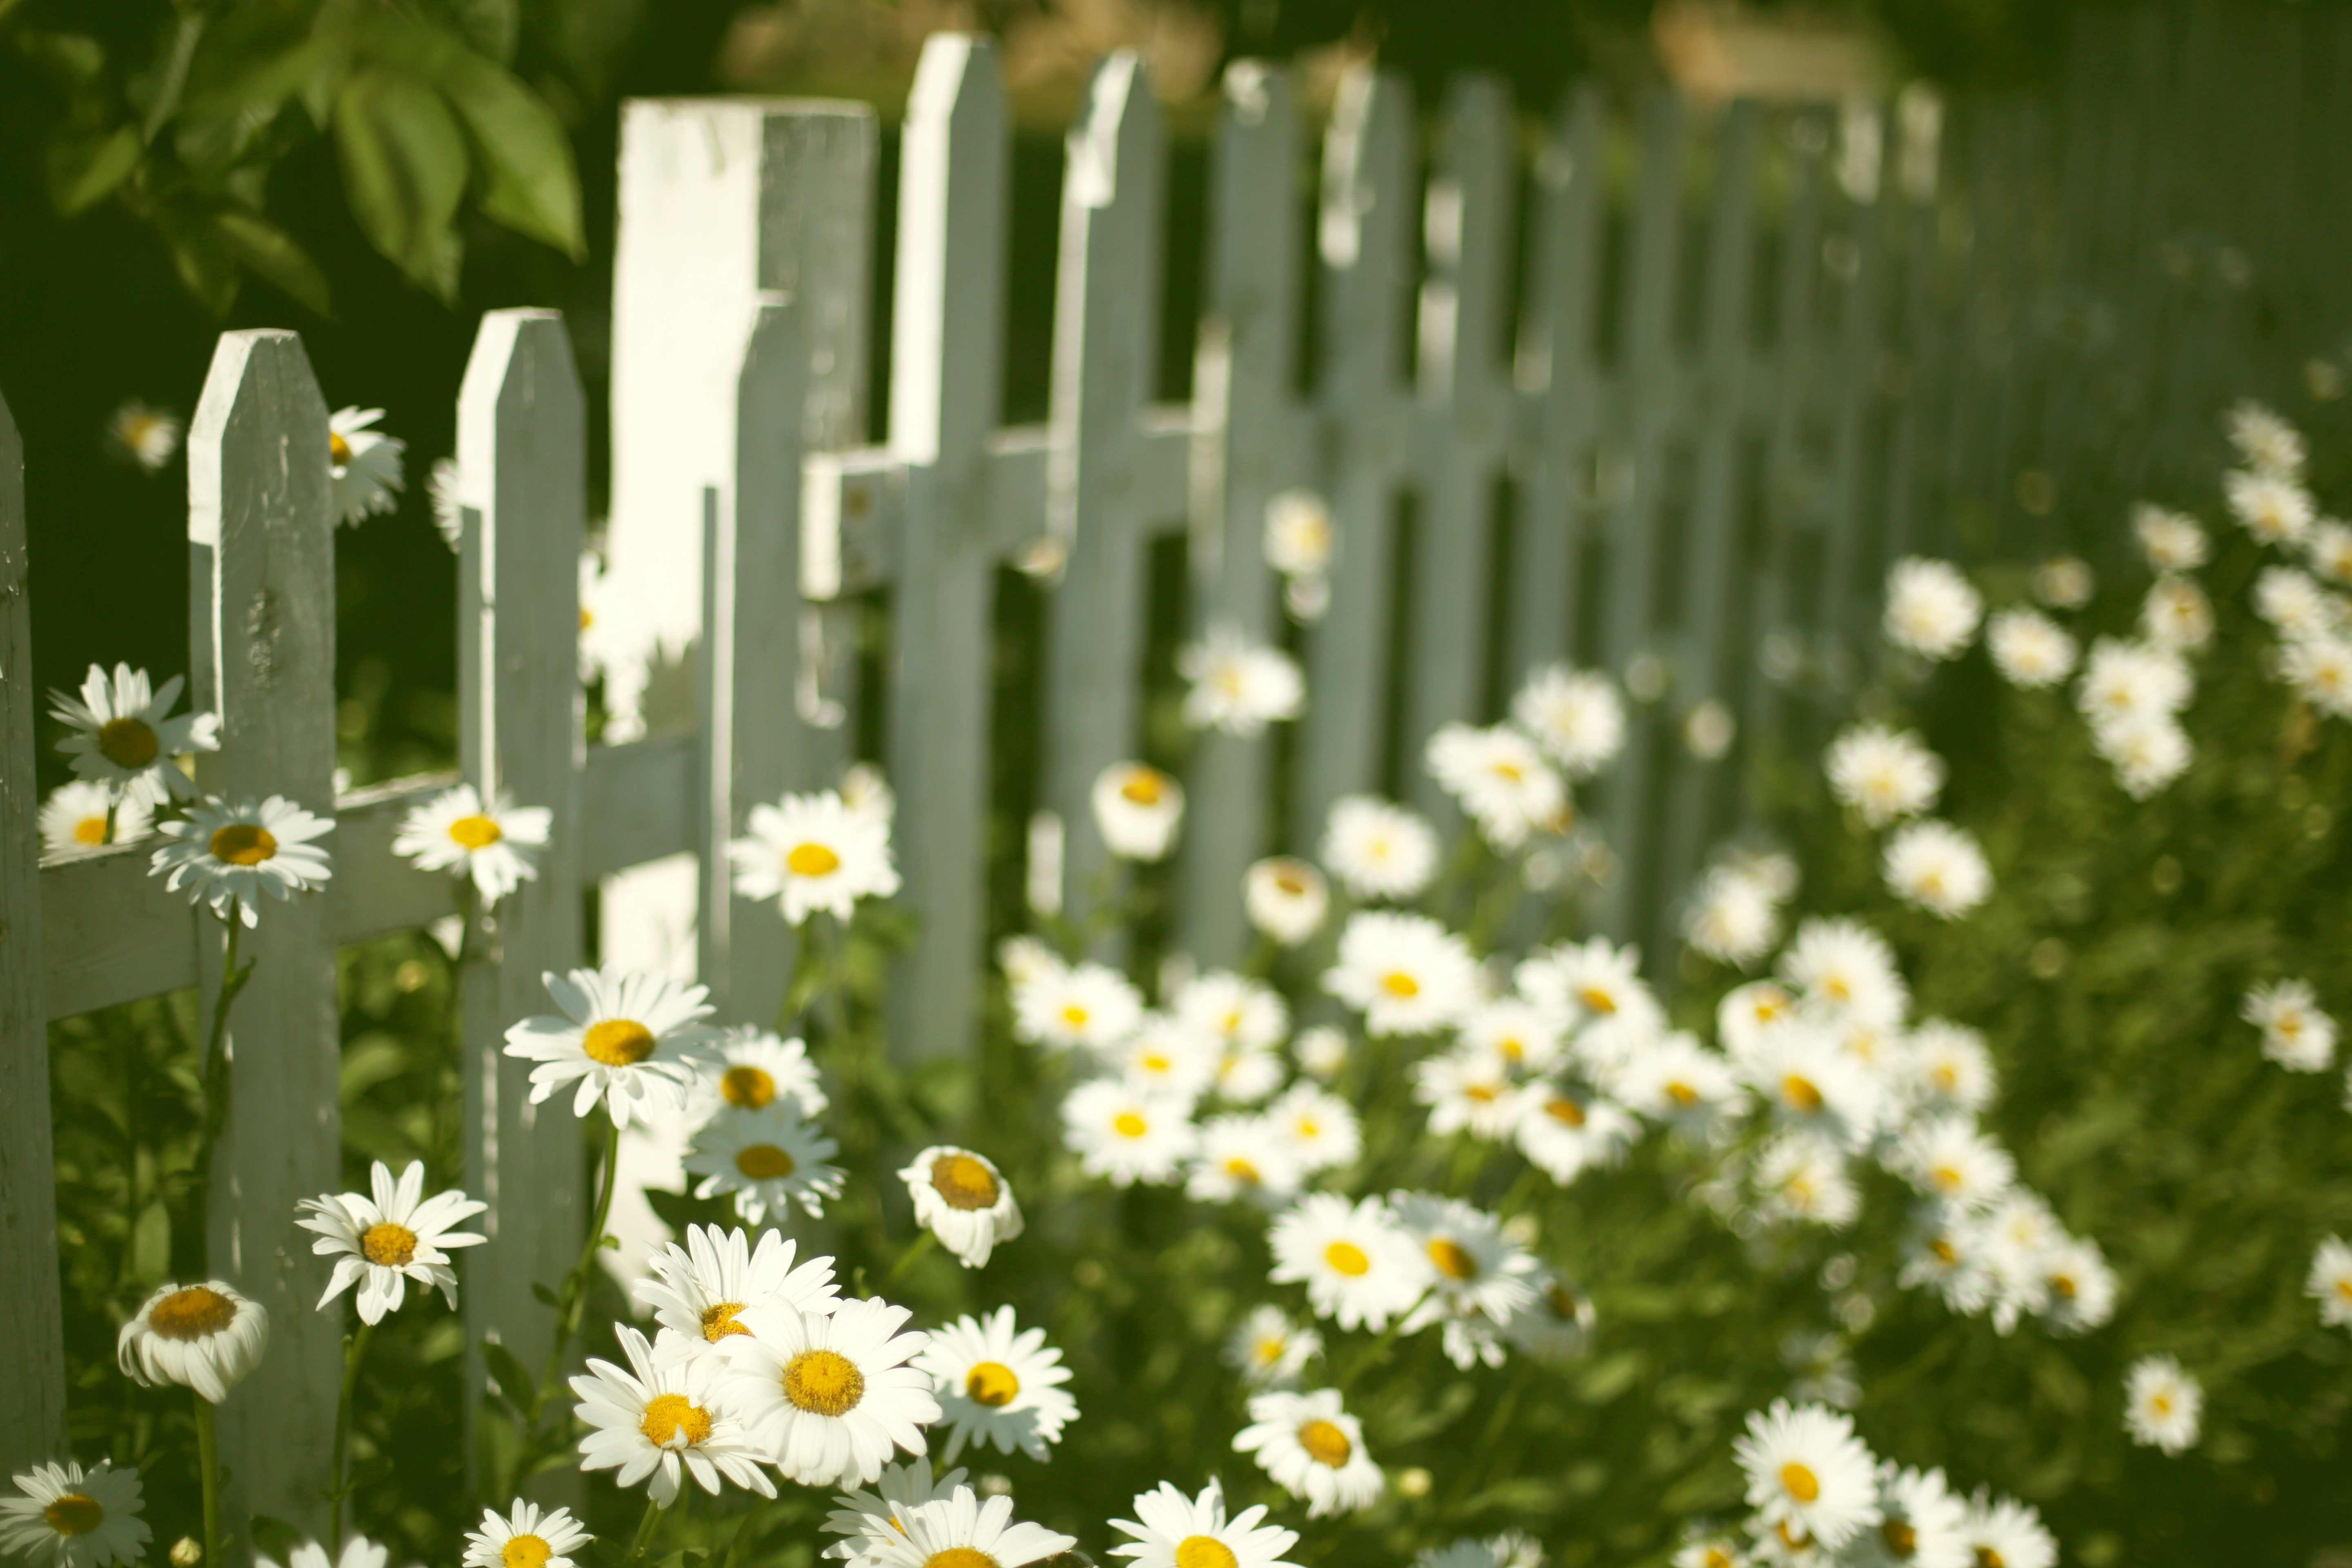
2242;978;2336;1072
1987;608;2078;690
1267;1082;1361;1173
0;1460;149;1568
1778;918;1909;1029
2279;633;2352;720
725;1297;940;1488
2225;468;2314;546
2306;1236;2352;1328
1844;1465;1968;1568
2227;399;2306;478
573;1325;774;1506
900;1146;1024;1268
635;1224;840;1349
461;1502;590;1568
1109;1478;1300;1568
1189;1114;1304;1204
1907;1020;1997;1114
1824;725;1944;827
912;1307;1076;1463
1732;1400;1881;1551
2032;555;2094;610
2123;1354;2202;1455
731;790;900;925
329;407;407;525
1245;857;1329;945
820;1459;968;1565
1321;795;1439;900
875;1487;1074;1568
117;1281;269;1403
1882;820;1991;919
39;780;150;853
1425;723;1567;849
503;967;717;1127
1753;1135;1861;1228
684;1100;846;1223
2307;519;2352;584
2140;576;2214;652
1882;558;1982;661
1063;1079;1196;1185
1893;1116;2015;1212
1324;911;1480;1036
1269;1193;1425;1331
149;795;334;928
1512;664;1626;776
1957;1491;2055;1568
2133;504;2209;572
50;664;217;805
1223;1305;1321;1390
705;1027;827;1116
1092;762;1185;860
393;784;552;905
1180;623;1305;737
106;400;182;472
1511;1082;1637;1184
1234;1388;1383;1518
1012;960;1145;1052
1682;866;1780;967
296;1159;487;1324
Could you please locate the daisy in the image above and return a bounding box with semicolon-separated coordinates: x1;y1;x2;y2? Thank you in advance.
1234;1389;1383;1518
2093;711;2192;798
1906;1020;1996;1114
329;407;406;525
1245;857;1329;945
2133;504;2209;572
1844;1465;1969;1568
1882;558;1981;661
1682;867;1780;966
2225;468;2314;546
1670;1536;1746;1568
2140;576;2213;651
1267;1082;1361;1173
1324;911;1480;1036
259;1537;385;1568
1175;969;1290;1054
1062;1079;1196;1185
1892;1116;2014;1212
1265;488;1335;579
820;1459;968;1565
842;762;895;826
1777;919;1908;1030
1392;1191;1539;1360
874;1487;1074;1568
1092;762;1185;861
572;1325;774;1506
1882;820;1992;919
900;1146;1024;1268
1957;1491;2054;1568
0;1460;149;1568
1743;1026;1882;1149
392;784;552;905
2078;638;2194;729
2123;1354;2202;1454
2307;519;2352;584
1425;723;1567;849
1511;1082;1638;1184
2037;1235;2117;1336
577;552;627;684
730;790;900;925
1457;998;1565;1074
2254;566;2342;638
704;1027;828;1116
1517;936;1662;1036
1269;1193;1425;1330
1614;1033;1741;1134
2031;555;2094;609
2278;633;2352;719
1412;1047;1520;1140
635;1224;840;1349
1013;961;1145;1052
1503;1274;1597;1363
684;1100;847;1223
1321;795;1440;900
1179;623;1305;737
39;780;150;853
502;967;718;1127
1293;1025;1349;1081
295;1159;487;1324
724;1297;940;1487
2307;1236;2352;1328
911;1307;1077;1463
50;664;218;806
1105;1014;1220;1104
1189;1114;1304;1204
1899;1207;1995;1316
107;401;181;472
1732;1400;1881;1551
461;1501;591;1568
1753;1135;1860;1228
1986;608;2078;690
429;457;463;549
2242;978;2336;1071
1224;1305;1321;1389
1717;979;1802;1059
1512;664;1626;776
1109;1478;1301;1568
117;1281;270;1402
2227;399;2306;478
1824;725;1944;827
1208;1037;1286;1107
149;795;333;928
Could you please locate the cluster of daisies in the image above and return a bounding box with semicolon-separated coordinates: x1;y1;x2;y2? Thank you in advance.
105;398;403;532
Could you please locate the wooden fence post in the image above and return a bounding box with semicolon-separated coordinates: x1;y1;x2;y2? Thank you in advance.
187;330;340;1544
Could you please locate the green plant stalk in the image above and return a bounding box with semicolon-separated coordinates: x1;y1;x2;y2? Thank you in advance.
329;1319;375;1551
813;910;851;1048
192;916;256;1275
717;1493;768;1568
619;1493;664;1568
194;1392;221;1568
533;1117;622;1430
881;1229;937;1287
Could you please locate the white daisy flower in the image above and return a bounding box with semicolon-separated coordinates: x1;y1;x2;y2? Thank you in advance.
1510;1082;1638;1184
1175;969;1290;1054
1731;1400;1881;1552
635;1223;840;1349
1743;1026;1882;1150
1517;936;1663;1036
1208;1038;1286;1107
0;1460;149;1568
295;1159;487;1324
1957;1491;2055;1568
1503;1273;1596;1363
572;1325;775;1506
1091;762;1186;861
1411;1047;1519;1141
841;762;895;826
1425;723;1568;849
1824;724;1944;827
107;401;181;472
2306;519;2352;584
684;1100;847;1224
724;1297;940;1488
1892;1116;2014;1212
392;783;552;906
1458;997;1566;1074
1105;1014;1220;1104
1265;488;1335;578
2254;566;2343;638
703;1027;828;1117
1224;1305;1322;1390
428;457;463;549
2038;1235;2117;1336
730;790;901;926
2278;632;2352;719
1899;1205;1996;1316
2242;978;2336;1071
329;407;406;526
1716;979;1802;1059
39;780;151;854
1392;1191;1538;1362
873;1486;1074;1568
2227;399;2306;478
1188;1114;1304;1204
1062;1079;1196;1186
256;1538;386;1568
2225;467;2314;546
1321;795;1440;900
1109;1477;1301;1568
1777;919;1909;1030
1234;1388;1383;1517
2140;576;2214;651
577;552;626;684
1844;1464;1969;1568
1681;867;1780;967
2092;711;2192;799
116;1281;269;1403
2133;503;2209;572
1754;1134;1861;1228
1293;1024;1349;1081
1669;1535;1747;1568
1012;961;1145;1052
149;794;333;928
1882;558;1982;661
820;1458;968;1566
1245;857;1330;946
1511;664;1626;776
502;967;718;1127
1906;1020;1996;1114
911;1307;1076;1463
2123;1354;2202;1455
1269;1192;1424;1330
1000;932;1063;985
461;1501;591;1568
1882;820;1992;919
1267;1081;1361;1173
1987;608;2078;690
1179;623;1305;737
900;1146;1024;1268
1614;1033;1741;1134
2031;555;2095;609
49;663;218;806
1324;911;1480;1036
2306;1236;2352;1328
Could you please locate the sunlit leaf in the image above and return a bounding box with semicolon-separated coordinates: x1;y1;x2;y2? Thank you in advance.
332;67;467;301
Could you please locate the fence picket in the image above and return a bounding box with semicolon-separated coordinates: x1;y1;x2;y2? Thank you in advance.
1822;102;1892;646
187;330;341;1544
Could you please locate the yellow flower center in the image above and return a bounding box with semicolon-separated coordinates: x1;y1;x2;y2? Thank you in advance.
580;607;594;632
98;716;160;769
1119;768;1168;805
1930;1063;1957;1090
1780;1461;1820;1502
1298;1419;1352;1467
1381;971;1420;998
1543;1095;1586;1127
930;1153;1002;1211
1881;1519;1917;1558
721;1065;777;1109
700;1301;750;1341
2335;1278;2352;1303
1978;1550;2007;1568
43;1495;103;1536
1061;1003;1090;1029
783;1348;866;1416
583;1018;656;1067
639;1392;712;1447
1464;1084;1498;1103
1929;1237;1958;1264
1666;1081;1698;1107
964;1361;1020;1407
1175;1539;1238;1568
1427;1238;1479;1280
1253;1336;1287;1366
448;814;503;849
149;1285;236;1340
1823;975;1853;1002
1578;985;1617;1015
73;815;107;845
1296;1115;1321;1138
209;823;277;866
1493;761;1523;782
2151;1392;2172;1415
1223;1156;1261;1185
1498;1036;1525;1061
2051;1273;2077;1299
361;1222;419;1267
1323;1240;1370;1276
1931;1164;1963;1194
1112;1111;1149;1139
1547;1283;1583;1317
1272;866;1310;895
922;1552;996;1568
787;842;841;877
1140;1051;1171;1073
502;1537;552;1568
735;1143;795;1180
330;431;354;466
1781;1074;1824;1113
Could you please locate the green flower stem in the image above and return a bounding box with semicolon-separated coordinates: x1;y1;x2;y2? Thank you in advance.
328;1319;374;1551
1337;1287;1433;1397
881;1229;937;1287
102;800;120;844
533;1117;622;1430
813;911;851;1048
717;1494;768;1568
194;1392;221;1568
619;1493;665;1568
191;915;256;1274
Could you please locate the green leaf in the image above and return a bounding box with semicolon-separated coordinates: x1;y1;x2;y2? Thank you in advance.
444;0;519;65
215;209;333;317
437;54;583;258
528;1280;559;1308
247;1517;303;1564
130;1199;170;1285
332;67;466;301
45;125;140;215
154;205;240;316
480;1337;535;1414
